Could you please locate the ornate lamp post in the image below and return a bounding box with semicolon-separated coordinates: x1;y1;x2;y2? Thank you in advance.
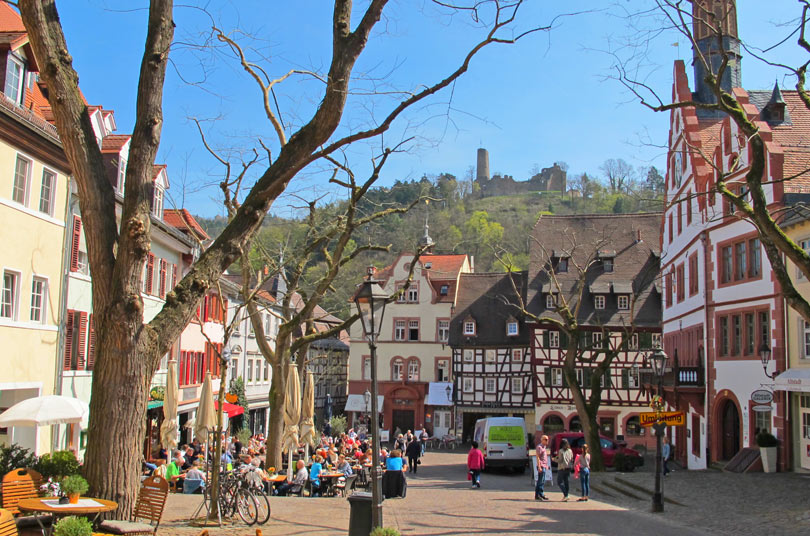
649;346;668;513
759;341;777;379
353;267;388;531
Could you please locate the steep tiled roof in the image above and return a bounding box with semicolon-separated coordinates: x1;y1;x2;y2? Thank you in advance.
163;209;209;240
0;3;26;33
101;134;130;153
766;92;810;192
527;213;662;328
420;254;467;279
449;272;529;347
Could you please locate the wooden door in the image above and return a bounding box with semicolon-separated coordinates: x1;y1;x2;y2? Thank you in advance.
721;401;740;460
392;410;415;437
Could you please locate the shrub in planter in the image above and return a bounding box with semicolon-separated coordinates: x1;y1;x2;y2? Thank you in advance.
36;450;81;481
370;528;401;536
61;475;89;501
756;431;779;448
53;516;93;536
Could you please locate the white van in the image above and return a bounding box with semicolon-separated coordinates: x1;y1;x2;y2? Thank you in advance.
473;417;528;473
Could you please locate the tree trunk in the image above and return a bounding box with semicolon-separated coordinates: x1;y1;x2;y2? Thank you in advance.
562;338;607;471
266;362;288;469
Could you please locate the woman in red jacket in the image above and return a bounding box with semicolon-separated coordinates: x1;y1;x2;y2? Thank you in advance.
467;441;485;488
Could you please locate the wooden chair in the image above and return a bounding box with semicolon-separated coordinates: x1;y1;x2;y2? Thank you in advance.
1;469;42;516
97;475;169;535
0;509;19;536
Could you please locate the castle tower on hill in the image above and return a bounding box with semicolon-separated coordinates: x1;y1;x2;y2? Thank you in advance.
476;148;490;182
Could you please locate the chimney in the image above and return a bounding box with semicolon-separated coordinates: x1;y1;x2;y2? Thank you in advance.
476;148;490;182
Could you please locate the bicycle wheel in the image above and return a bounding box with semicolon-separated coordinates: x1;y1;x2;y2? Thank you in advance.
250;488;271;525
235;488;259;525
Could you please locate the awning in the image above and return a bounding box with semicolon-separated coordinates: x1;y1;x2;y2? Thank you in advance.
344;394;384;413
425;382;454;406
147;400;164;410
214;401;245;417
773;368;810;392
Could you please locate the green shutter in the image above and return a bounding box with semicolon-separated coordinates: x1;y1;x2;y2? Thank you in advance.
544;367;552;386
560;331;569;347
640;332;653;349
543;331;550;348
604;369;612;387
562;369;569;388
583;368;592;388
621;369;629;389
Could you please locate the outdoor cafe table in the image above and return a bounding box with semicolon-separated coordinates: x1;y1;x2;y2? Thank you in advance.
265;474;287;492
320;472;344;496
18;497;118;535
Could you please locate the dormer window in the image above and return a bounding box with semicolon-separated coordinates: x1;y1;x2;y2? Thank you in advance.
594;295;606;310
440;284;449;296
463;318;476;336
4;55;24;106
546;294;555;309
557;258;569;273
551;250;569;273
116;159;127;193
598;250;616;273
506;320;519;336
603;258;614;273
617;295;630;310
152;186;164;219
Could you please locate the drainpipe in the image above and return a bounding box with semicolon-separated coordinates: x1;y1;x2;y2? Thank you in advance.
701;229;711;468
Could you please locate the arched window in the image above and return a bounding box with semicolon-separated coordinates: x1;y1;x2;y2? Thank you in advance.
542;414;564;435
407;359;420;381
569;416;582;432
391;358;404;381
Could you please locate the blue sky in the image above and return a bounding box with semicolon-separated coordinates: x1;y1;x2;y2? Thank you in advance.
57;1;804;217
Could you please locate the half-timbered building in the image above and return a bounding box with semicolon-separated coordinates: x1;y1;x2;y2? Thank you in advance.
528;213;661;448
450;272;533;441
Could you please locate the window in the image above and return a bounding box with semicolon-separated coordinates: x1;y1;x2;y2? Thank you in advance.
158;259;167;299
485;378;496;393
511;377;523;394
394;320;406;341
230;358;238;381
63;310;88;371
689;253;699;296
628;366;640;388
247;359;253;381
745;313;755;355
594;295;605;309
512;348;523;362
759;311;770;351
408;360;419;381
692;414;700;455
152;186;164;219
408;320;419;341
754;409;771;435
30;277;47;323
557;258;569;273
407;284;418;303
438;320;449;343
39;169;56;215
550;368;563;387
392;360;403;381
507;321;518;336
463;378;474;393
12;155;30;205
440;284;449;296
264;313;273;336
803;397;810;440
721;246;733;283
734;242;747;281
363;357;371;380
652;333;662;348
485;349;496;362
628;333;639;350
4;56;23;105
437;359;449;382
668;213;674;243
1;271;19;319
546;294;555;309
463;320;475;335
549;330;560;348
463;349;474;362
617;295;630;310
803;321;810;359
592;332;604;348
666;271;673;307
749;238;761;278
720;237;762;285
603;258;614;273
626;416;642;436
676;263;685;302
255;360;262;383
117;159;127;192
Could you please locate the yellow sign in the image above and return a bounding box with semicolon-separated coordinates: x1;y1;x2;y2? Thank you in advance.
640;411;685;427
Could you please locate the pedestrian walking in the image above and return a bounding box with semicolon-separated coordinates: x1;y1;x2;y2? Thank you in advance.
662;436;672;476
406;435;422;474
534;434;550;501
467;440;485;488
575;443;591;501
556;439;573;501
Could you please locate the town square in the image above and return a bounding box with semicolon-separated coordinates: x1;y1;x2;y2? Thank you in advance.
1;1;810;535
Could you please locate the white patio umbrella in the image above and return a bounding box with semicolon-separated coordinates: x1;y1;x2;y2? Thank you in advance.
299;371;317;462
159;360;179;464
281;366;301;482
195;372;217;441
0;395;89;427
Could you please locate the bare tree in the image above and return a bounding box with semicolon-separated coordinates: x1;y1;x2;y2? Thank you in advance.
600;158;635;194
17;0;558;513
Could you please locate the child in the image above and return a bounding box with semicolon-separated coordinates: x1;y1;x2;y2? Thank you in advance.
575;443;591;501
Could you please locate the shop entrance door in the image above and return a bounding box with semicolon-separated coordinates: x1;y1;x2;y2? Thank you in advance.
721;401;740;460
392;409;415;437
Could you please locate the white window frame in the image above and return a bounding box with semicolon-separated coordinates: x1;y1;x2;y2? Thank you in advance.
512;348;523;362
804;321;810;359
485;349;496;363
117;158;127;193
463;320;476;335
392;360;403;381
255;360;262;384
39;168;56;216
1;270;20;320
230;358;239;381
549;330;560;348
463;349;474;362
437;359;449;382
628;365;640;389
617;295;630;310
363;357;371;380
394;320;406;341
247;358;254;381
551;367;563;387
594;295;606;310
603;258;614;272
12;155;31;206
507;321;518;336
463;378;474;393
4;55;24;106
546;293;555;309
592;331;603;348
408;360;419;381
438;320;450;342
408;319;420;341
30;276;48;324
485;378;496;393
511;377;523;394
152;185;164;219
407;284;419;303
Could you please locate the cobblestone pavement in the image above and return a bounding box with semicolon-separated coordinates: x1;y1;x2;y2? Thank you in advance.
152;450;714;536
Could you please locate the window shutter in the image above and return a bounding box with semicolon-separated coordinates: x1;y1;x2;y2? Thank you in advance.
70;216;81;272
64;309;75;370
640;332;653;349
560;331;569;348
87;314;96;370
179;351;186;386
542;331;550;348
171;263;177;289
603;369;612;387
159;259;167;298
146;254;155;295
621;369;629;389
562;369;569;388
77;311;88;370
583;368;591;387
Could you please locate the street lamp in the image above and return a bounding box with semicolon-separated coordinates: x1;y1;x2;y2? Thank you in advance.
353;266;388;531
649;346;668;513
759;341;777;379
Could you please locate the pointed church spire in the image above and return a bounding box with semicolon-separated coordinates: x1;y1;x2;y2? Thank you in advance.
763;79;787;124
418;199;435;252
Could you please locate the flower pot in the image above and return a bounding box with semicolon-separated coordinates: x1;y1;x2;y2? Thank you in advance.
68;493;80;504
760;446;777;473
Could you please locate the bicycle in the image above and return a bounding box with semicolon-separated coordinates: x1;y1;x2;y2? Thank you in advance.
216;470;260;525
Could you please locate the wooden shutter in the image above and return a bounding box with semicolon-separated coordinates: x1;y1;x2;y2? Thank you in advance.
542;331;549;348
621;368;629;389
179;351;186;386
77;311;88;370
544;367;552;387
64;309;75;370
171;263;177;289
146;253;155;295
87;314;96;370
159;259;167;298
560;331;569;348
70;216;82;272
203;295;210;322
640;332;653;349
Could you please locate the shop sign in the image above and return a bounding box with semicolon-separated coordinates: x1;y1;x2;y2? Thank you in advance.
751;390;773;404
751;405;772;412
640;411;685;427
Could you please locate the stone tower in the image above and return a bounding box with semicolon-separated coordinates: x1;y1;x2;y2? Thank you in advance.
476;148;490;182
692;0;741;105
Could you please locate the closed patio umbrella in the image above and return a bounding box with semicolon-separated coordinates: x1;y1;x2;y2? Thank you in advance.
281;366;301;482
159;360;179;463
195;372;217;441
299;371;317;461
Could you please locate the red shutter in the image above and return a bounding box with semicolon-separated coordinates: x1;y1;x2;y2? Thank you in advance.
171;264;177;289
203;295;210;322
70;217;82;272
159;259;167;298
146;254;155;295
64;309;75;370
87;314;96;370
179;351;187;386
77;311;88;370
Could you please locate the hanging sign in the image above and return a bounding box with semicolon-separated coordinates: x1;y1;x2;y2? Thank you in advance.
751;390;773;405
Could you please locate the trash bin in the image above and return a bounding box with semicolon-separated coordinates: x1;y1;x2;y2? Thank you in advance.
347;491;372;536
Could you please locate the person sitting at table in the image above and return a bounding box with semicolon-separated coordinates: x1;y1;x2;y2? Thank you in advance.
166;450;186;491
309;455;325;497
275;460;308;496
379;448;388;465
326;447;339;466
183;460;206;494
337;455;353;476
382;449;408;498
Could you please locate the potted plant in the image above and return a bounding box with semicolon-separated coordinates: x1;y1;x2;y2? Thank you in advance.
756;431;779;473
60;475;89;504
53;516;92;536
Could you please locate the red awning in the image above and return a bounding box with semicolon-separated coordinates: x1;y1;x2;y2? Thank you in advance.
214;401;245;417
